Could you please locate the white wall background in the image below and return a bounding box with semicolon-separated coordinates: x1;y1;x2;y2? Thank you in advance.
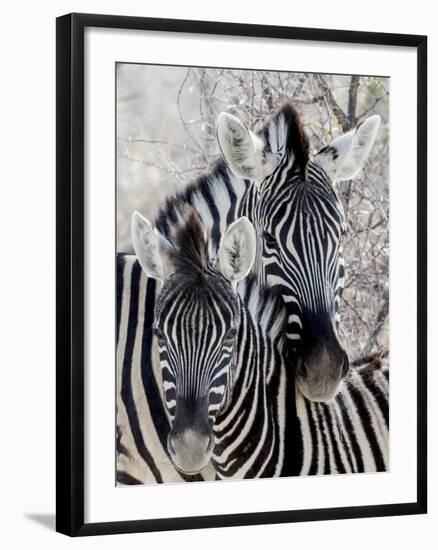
0;1;434;548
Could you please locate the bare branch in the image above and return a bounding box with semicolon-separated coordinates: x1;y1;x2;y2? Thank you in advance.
176;68;209;163
357;92;388;122
117;136;198;154
347;75;360;126
317;75;351;131
362;289;390;355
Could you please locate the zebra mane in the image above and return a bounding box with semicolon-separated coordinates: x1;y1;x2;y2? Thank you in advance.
168;208;210;277
154;102;309;244
155;159;243;247
238;274;287;344
258;102;309;176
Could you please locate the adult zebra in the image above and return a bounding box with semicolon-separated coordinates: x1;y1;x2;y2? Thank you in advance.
117;211;388;482
216;105;381;401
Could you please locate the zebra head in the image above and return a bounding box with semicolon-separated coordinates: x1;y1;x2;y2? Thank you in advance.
217;103;380;402
131;210;256;474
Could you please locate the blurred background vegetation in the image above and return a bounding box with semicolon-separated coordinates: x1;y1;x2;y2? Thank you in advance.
116;64;389;360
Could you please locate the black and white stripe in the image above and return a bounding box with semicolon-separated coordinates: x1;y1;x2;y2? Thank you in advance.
295;354;389;475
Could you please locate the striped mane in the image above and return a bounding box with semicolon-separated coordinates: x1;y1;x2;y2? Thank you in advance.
169;210;209;277
259;102;309;176
155;159;239;246
154;102;309;248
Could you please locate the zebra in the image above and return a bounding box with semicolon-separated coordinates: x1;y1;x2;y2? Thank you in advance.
153;102;381;402
129;210;289;478
117;212;388;482
216;104;381;402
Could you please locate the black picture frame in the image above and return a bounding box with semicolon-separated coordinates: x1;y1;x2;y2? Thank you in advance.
56;12;427;537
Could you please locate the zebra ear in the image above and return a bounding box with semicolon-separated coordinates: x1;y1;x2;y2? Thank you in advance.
218;217;256;284
314;115;381;182
131;211;173;281
216;112;269;185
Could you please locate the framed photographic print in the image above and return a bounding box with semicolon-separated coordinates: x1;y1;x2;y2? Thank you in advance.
56;13;427;536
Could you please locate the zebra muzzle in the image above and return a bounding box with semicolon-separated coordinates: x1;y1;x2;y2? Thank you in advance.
295;347;349;403
167;429;214;474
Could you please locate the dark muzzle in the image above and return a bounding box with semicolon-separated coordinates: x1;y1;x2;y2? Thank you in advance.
294;311;349;402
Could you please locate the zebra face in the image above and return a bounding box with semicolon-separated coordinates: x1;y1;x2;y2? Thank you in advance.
154;274;239;473
132;211;256;474
217;104;380;402
256;161;349;402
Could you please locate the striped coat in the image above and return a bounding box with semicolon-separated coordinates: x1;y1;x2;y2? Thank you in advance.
116;254;388;484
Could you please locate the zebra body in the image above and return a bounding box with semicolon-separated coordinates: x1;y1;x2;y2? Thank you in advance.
296;356;389;475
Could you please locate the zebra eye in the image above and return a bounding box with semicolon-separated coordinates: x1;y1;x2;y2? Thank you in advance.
263;230;278;248
153;327;166;344
225;327;237;341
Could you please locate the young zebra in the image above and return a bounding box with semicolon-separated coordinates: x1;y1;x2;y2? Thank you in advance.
130;211;288;479
117;212;388;483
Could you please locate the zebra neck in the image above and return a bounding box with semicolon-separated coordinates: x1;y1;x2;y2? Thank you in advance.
154;160;251;256
227;277;288;405
211;297;287;479
234;301;274;386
